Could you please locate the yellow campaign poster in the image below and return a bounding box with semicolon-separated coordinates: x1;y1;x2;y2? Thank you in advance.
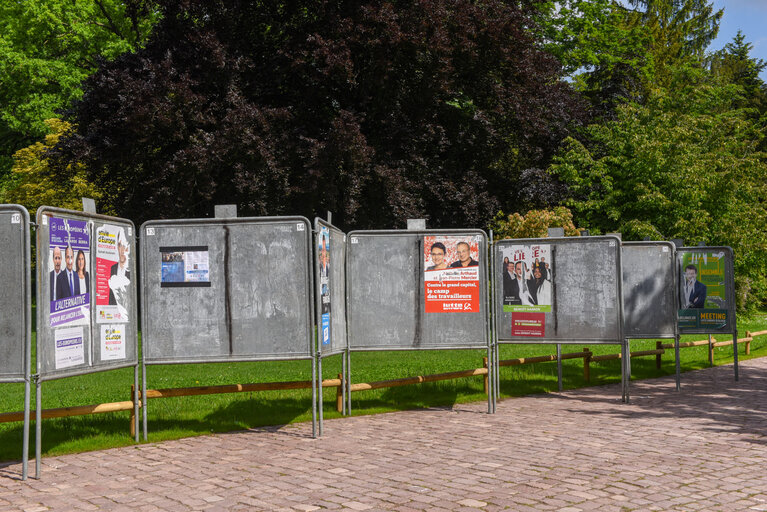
678;251;728;330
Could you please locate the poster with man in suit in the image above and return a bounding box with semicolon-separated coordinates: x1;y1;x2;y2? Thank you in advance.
49;217;90;328
95;224;131;324
318;226;331;346
501;244;553;337
423;235;481;313
678;251;728;330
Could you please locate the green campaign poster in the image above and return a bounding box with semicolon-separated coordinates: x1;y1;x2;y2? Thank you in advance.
678;250;728;331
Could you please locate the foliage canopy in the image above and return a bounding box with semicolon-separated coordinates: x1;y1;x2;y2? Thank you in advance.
53;0;584;228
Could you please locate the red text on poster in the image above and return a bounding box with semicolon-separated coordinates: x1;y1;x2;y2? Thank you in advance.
423;235;481;313
511;312;545;337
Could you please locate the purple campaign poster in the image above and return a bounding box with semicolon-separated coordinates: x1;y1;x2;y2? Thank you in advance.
49;217;91;327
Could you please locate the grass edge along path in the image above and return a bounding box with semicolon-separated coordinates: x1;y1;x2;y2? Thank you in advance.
2;314;767;462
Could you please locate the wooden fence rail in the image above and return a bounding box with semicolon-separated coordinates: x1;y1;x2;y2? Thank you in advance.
1;330;762;431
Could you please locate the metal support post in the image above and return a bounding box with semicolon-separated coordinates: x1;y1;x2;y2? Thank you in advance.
142;362;148;441
675;335;681;391
318;351;324;435
35;376;41;479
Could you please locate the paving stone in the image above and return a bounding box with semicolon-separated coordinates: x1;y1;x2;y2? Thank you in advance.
2;359;766;511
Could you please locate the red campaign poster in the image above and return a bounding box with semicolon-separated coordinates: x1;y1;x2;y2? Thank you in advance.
511;312;545;337
423;235;481;313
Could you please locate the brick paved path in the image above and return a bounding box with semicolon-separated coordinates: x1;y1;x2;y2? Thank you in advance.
2;358;767;511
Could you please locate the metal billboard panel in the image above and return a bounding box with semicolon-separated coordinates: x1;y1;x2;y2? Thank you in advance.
141;217;314;363
346;230;489;351
493;236;623;344
35;207;139;381
0;205;30;383
315;219;347;356
622;241;677;339
677;246;735;335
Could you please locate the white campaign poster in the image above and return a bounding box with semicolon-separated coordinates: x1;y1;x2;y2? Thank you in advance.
100;324;126;360
95;223;131;323
54;326;85;369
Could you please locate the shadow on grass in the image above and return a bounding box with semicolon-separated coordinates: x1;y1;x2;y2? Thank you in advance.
348;380;478;413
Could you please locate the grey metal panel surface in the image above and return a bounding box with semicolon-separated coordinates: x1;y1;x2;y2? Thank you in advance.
347;230;489;351
35;207;139;381
0;205;29;383
141;217;313;363
677;246;736;335
494;236;623;344
622;242;677;339
315;219;347;356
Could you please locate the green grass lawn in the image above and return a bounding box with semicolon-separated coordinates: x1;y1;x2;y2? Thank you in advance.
2;312;766;462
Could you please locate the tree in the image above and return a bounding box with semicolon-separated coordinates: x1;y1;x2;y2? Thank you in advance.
490;207;581;240
625;0;723;89
1;119;107;218
53;0;585;229
550;68;767;308
0;0;158;180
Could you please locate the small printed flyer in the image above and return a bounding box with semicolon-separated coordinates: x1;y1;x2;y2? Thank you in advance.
95;224;131;323
48;217;90;327
423;235;480;313
318;226;331;345
160;246;211;287
500;244;553;337
678;251;728;330
54;326;85;369
100;324;126;361
511;312;545;337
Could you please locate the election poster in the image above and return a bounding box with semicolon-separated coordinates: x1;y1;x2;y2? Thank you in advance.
678;251;728;330
54;326;85;369
501;244;553;337
95;224;131;323
49;217;90;327
100;324;126;361
318;226;331;346
160;246;211;287
423;235;481;313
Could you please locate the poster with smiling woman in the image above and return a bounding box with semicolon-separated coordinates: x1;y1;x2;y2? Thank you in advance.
423;235;480;313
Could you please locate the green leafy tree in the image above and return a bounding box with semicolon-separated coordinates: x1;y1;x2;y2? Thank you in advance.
53;0;584;228
1;119;106;218
709;31;767;95
550;68;767;308
490;207;580;240
625;0;722;89
0;0;158;179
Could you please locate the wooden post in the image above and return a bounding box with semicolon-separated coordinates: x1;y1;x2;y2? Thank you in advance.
336;373;344;413
656;341;663;370
583;348;591;383
130;385;136;438
746;331;752;355
483;357;489;394
708;335;714;366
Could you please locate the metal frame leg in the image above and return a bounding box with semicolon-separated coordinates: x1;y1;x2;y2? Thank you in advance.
318;352;324;435
35;377;41;479
675;335;681;391
22;375;30;480
624;340;631;403
341;352;347;415
133;366;139;442
142;362;148;441
311;354;317;438
346;349;352;415
486;345;492;414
